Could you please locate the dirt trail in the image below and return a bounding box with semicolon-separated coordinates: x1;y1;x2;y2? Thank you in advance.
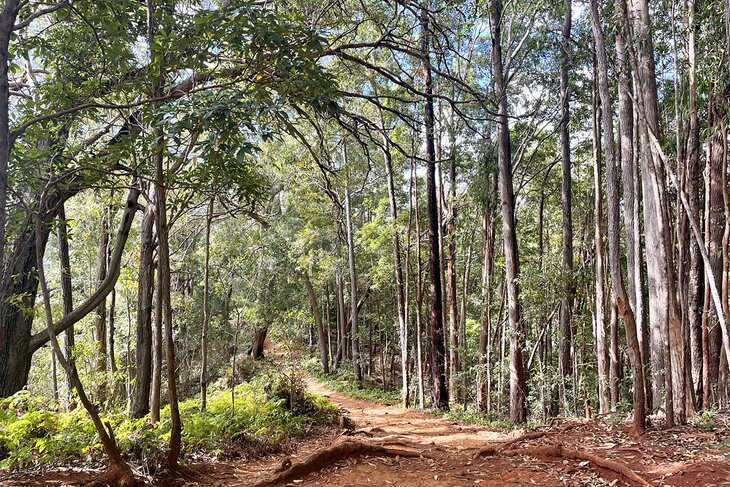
7;377;730;486
238;379;730;487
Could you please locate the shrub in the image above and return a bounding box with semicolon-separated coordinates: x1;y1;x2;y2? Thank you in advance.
0;372;338;471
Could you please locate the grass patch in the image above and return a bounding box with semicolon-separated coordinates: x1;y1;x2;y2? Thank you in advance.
0;371;338;471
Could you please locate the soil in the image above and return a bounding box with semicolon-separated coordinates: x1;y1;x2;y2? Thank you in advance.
4;380;730;486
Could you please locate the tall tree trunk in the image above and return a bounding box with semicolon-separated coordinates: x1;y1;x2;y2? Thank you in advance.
558;0;574;415
490;0;527;423
421;6;448;410
377;103;409;407
630;0;682;426
334;268;346;368
446;132;459;403
57;204;76;411
685;0;704;406
343;163;363;386
94;208;110;402
147;0;181;465
477;171;497;413
131;189;155;418
413;159;426;408
0;0;20;269
706;106;725;406
590;0;646;430
589;54;610;414
201;198;213;411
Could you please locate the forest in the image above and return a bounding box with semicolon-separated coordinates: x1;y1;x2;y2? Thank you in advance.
0;0;729;485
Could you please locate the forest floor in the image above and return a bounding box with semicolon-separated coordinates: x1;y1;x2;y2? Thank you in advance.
6;379;730;486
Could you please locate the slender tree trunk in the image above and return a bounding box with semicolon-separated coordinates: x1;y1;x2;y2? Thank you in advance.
421;6;448;410
558;0;574;415
490;0;527;422
109;287;121;402
343;161;363;386
57;205;76;411
594;0;647;432
706;108;725;406
446;131;459;403
609;297;620;407
685;0;704;406
589;55;610;414
35;188;136;485
413;159;426;408
305;273;330;374
201;198;213;411
131;189;155;418
378;106;409;407
334;268;346;368
147;0;181;465
94;208;110;401
477;172;497;413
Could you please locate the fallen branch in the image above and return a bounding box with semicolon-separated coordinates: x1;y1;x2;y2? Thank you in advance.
473;431;546;458
503;444;649;486
251;438;435;486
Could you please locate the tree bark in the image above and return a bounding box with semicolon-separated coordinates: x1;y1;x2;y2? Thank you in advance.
94;207;110;402
595;0;647;432
147;0;181;465
589;53;610;414
421;6;448;410
201;197;213;411
631;0;687;425
685;0;704;406
413;158;426;408
343;163;363;386
490;0;527;423
131;189;155;418
558;0;574;415
57;204;76;411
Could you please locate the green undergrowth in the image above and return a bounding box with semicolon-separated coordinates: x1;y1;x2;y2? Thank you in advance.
304;357;401;406
431;404;539;430
0;372;338;471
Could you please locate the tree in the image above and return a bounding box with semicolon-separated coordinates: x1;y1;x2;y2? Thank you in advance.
421;4;448;410
489;0;527;423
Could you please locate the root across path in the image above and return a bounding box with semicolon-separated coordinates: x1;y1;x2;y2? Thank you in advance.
234;379;729;486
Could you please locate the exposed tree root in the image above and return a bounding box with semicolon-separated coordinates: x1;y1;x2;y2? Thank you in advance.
250;438;437;487
92;464;142;487
473;431;546;458
503;444;649;486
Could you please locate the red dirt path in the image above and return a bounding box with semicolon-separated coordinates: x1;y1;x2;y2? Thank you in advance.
4;379;730;486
